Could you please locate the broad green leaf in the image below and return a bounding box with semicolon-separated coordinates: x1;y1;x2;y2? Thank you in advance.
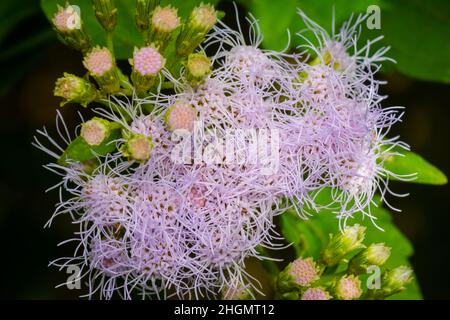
59;127;121;164
41;0;219;59
381;0;450;83
280;189;422;299
384;149;447;185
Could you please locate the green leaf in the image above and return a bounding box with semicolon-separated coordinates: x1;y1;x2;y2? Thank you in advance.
381;0;450;83
59;127;121;164
279;189;422;299
384;148;447;185
241;0;297;51
41;0;219;59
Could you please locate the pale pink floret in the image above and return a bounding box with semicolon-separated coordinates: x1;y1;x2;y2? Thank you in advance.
133;47;165;76
289;258;319;286
84;47;113;76
53;5;81;31
301;287;331;300
166;101;197;131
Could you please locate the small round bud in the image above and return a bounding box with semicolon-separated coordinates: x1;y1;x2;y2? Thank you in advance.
349;243;391;274
54;73;97;107
83;47;121;93
301;287;331;300
384;266;413;293
334;275;362;300
190;4;217;32
165;101;197;132
121;134;154;161
152;6;180;33
84;47;114;76
52;4;90;52
288;257;319;286
132;46;165;76
185;53;211;86
53;4;81;31
322;224;366;266
81;118;111;146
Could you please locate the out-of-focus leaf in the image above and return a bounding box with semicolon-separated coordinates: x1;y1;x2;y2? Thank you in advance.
59;127;121;164
384;149;447;185
0;0;40;44
240;0;296;51
381;0;450;83
280;189;422;299
41;0;219;59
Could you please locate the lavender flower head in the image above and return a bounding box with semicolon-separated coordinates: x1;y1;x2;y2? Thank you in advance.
34;7;410;299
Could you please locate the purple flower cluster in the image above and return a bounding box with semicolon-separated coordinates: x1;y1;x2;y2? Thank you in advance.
35;10;408;299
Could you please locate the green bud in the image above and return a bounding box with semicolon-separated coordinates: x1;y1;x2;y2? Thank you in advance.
276;257;321;295
176;4;217;56
349;243;391;274
185;52;212;86
369;266;413;299
52;4;90;52
120;133;154;161
92;0;118;32
54;73;98;107
321;224;366;266
146;5;180;51
135;0;160;32
80;117;112;146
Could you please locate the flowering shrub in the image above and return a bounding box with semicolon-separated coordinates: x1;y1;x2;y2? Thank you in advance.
35;0;446;300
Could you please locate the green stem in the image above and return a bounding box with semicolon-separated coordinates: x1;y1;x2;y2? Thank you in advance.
107;32;114;56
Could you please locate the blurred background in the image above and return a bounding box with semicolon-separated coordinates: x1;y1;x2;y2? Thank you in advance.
0;0;449;299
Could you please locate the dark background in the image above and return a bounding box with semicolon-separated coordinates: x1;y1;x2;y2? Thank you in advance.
0;1;449;299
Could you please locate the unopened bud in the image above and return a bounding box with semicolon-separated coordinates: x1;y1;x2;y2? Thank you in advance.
185;52;211;86
165;101;197;132
146;6;180;51
83;46;121;93
334;275;362;300
349;243;391;274
288;257;319;286
54;73;98;107
369;266;413;299
52;4;90;52
92;0;118;32
176;4;217;56
301;287;331;300
121;133;154;161
322;224;366;266
276;257;320;294
81;118;111;146
135;0;160;31
130;46;165;94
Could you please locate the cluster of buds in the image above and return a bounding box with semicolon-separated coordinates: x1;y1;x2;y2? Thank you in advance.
275;225;413;300
51;2;217;106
